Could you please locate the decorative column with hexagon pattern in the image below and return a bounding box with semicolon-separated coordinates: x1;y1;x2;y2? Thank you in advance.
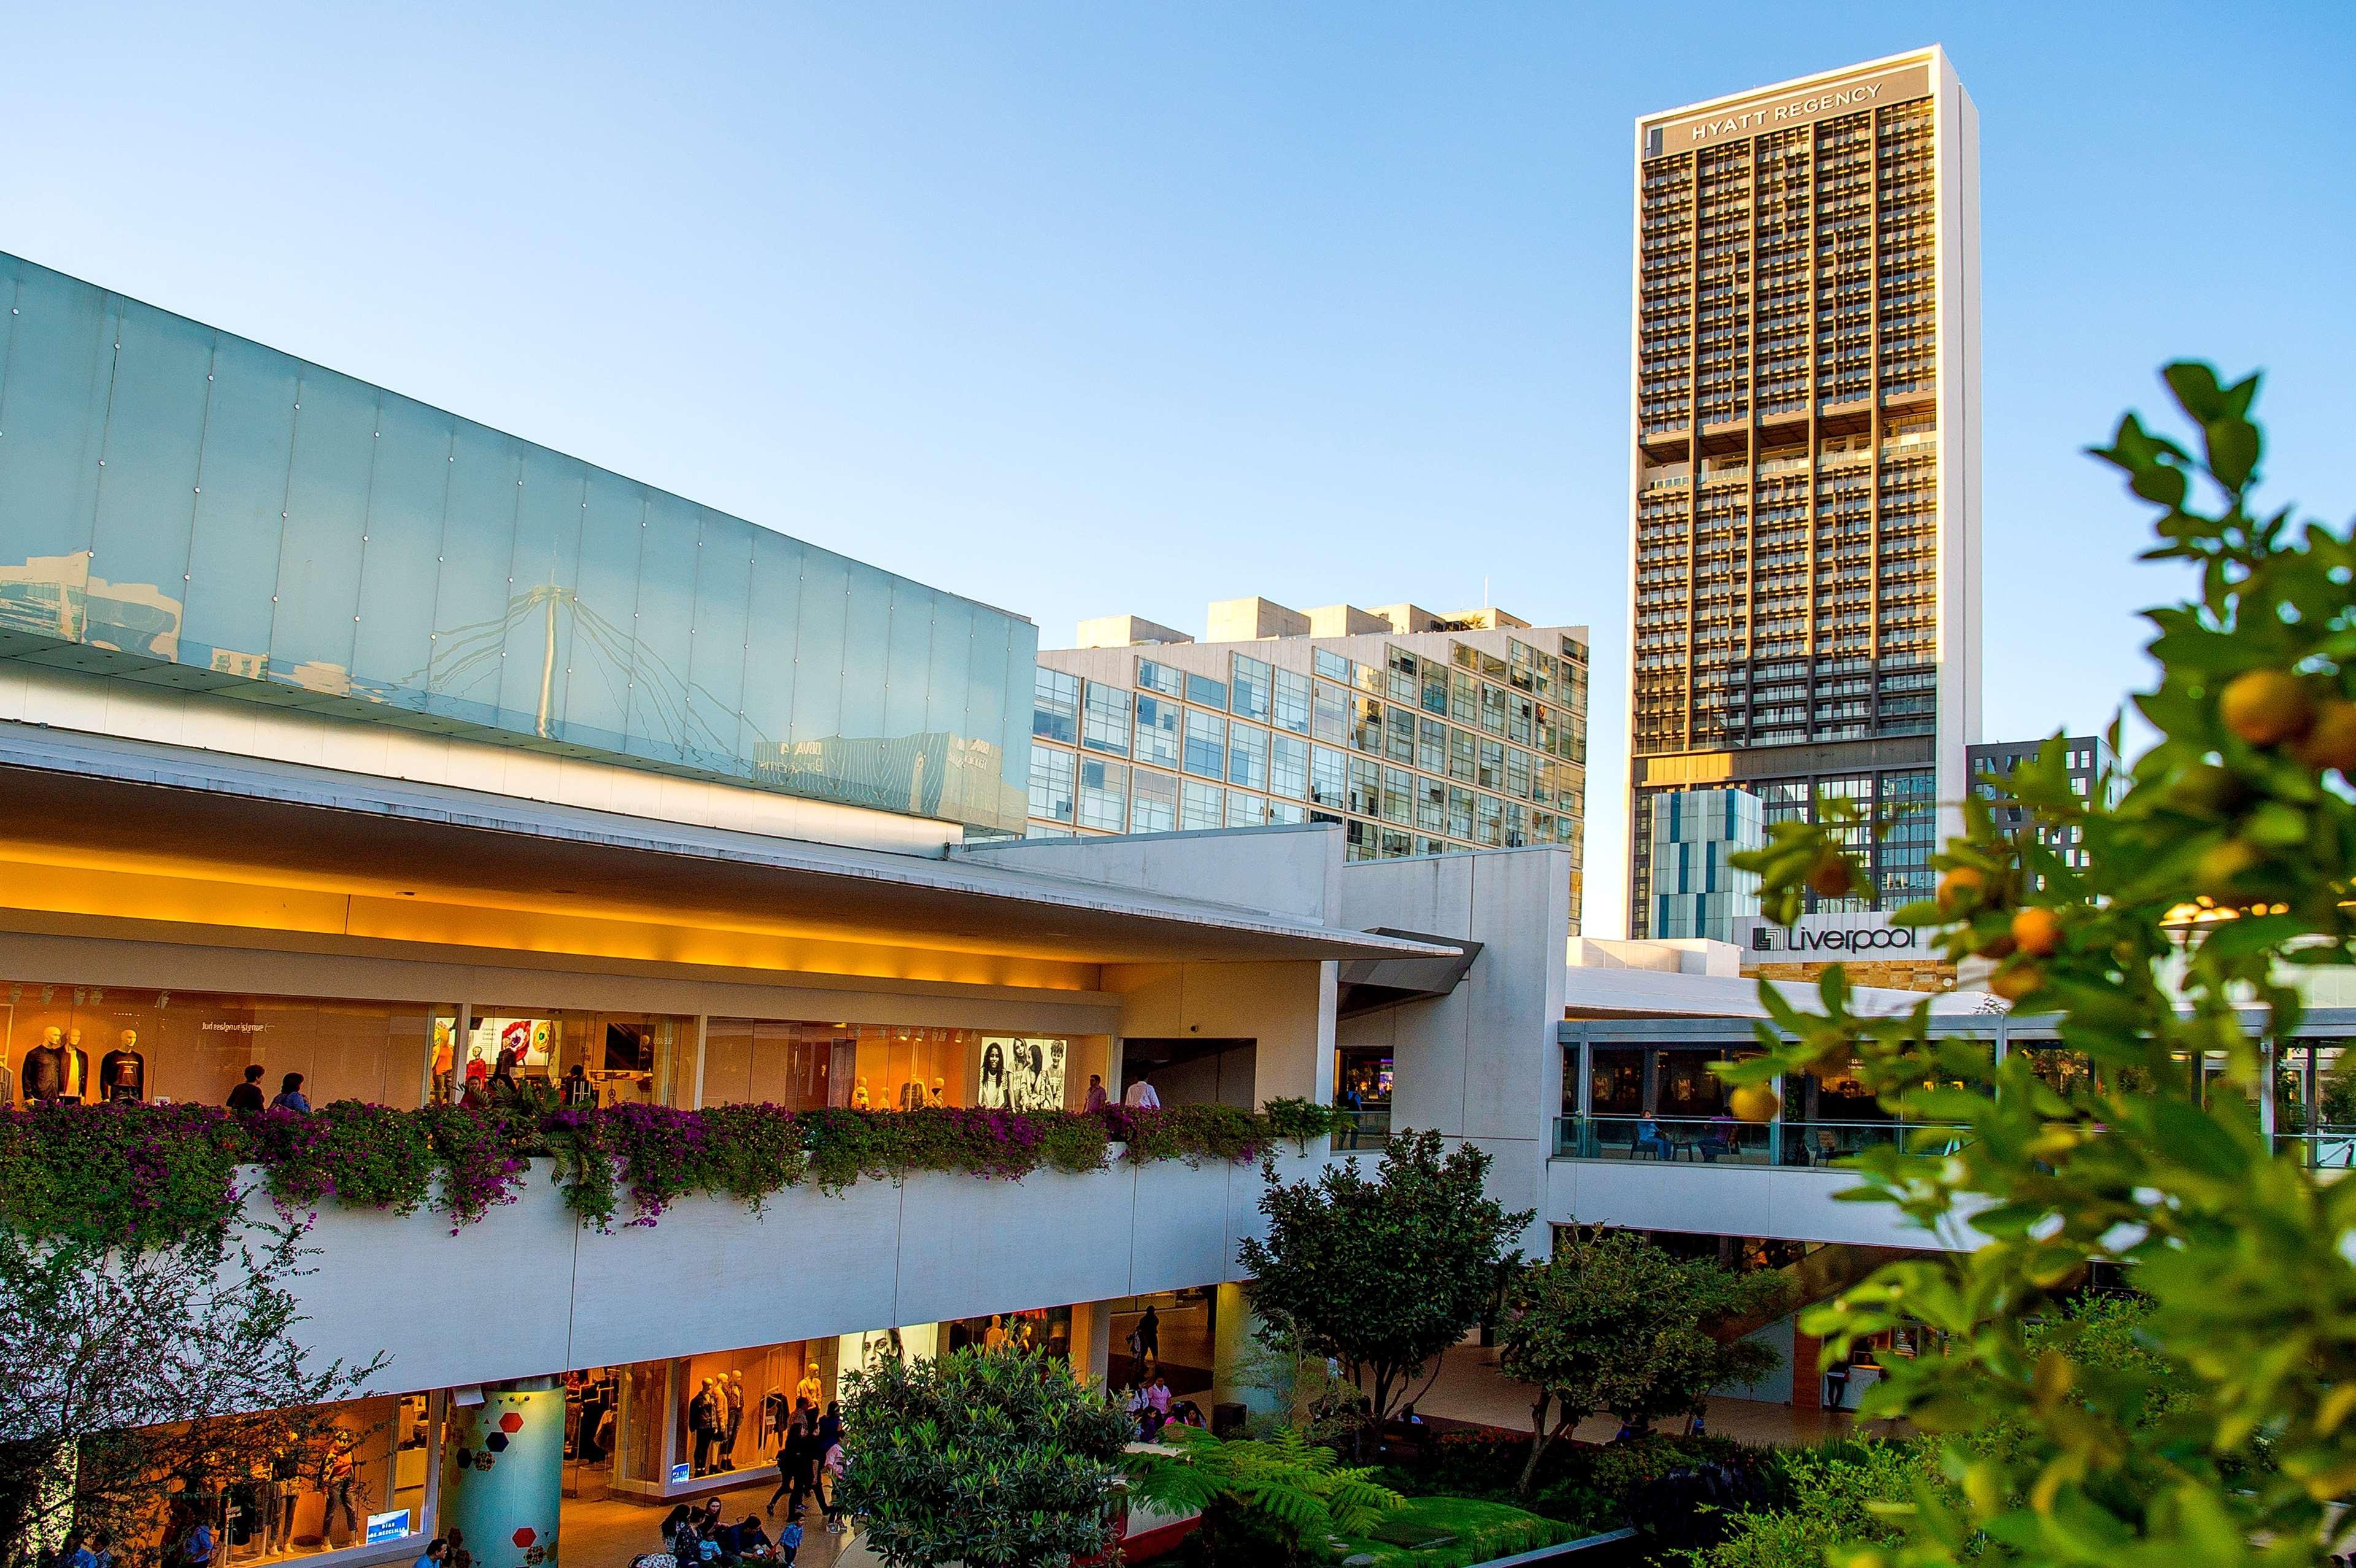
441;1382;563;1568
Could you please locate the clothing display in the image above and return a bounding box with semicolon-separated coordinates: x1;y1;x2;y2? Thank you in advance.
20;1030;87;1103
99;1033;146;1103
689;1382;722;1475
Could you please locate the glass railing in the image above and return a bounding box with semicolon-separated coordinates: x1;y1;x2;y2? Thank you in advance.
1331;1104;1392;1151
2274;1131;2356;1170
1550;1116;1970;1168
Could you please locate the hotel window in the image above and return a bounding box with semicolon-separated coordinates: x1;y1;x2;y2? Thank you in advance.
1029;746;1075;823
1136;658;1183;697
1380;827;1413;859
1181;779;1225;831
1505;747;1534;801
1417;716;1447;773
1480;682;1508;735
1270;733;1310;800
1350;695;1385;754
1135;694;1181;767
1081;682;1131;756
1421;663;1450;716
1508;694;1535;746
1309;745;1350;809
1386;647;1419;705
1475;792;1504;847
1228;723;1270;790
1186;671;1227;709
1478;738;1505;792
1311;681;1350;744
1033;670;1079;744
1416;777;1446;834
1448;784;1475;840
1449;727;1477;783
1230;654;1272;722
1269;799;1307;825
1381;766;1414;825
1131;768;1179;832
1313;647;1354;683
1506;801;1528;847
1348;756;1381;817
1449;669;1480;725
1385;705;1417;765
1272;666;1311;735
1183;711;1227;779
1078;759;1127;831
1229;793;1272;828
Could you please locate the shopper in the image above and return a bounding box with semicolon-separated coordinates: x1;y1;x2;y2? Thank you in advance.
561;1062;595;1109
814;1401;841;1456
268;1073;312;1114
1138;1304;1161;1362
412;1542;447;1568
1083;1073;1108;1112
90;1532;116;1568
226;1065;266;1113
766;1420;801;1516
1122;1076;1161;1110
774;1515;802;1566
819;1436;846;1533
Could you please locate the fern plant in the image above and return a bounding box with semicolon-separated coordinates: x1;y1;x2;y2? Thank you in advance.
1122;1426;1405;1559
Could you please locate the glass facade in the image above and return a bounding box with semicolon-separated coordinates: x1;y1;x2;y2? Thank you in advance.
0;252;1033;832
1025;633;1588;920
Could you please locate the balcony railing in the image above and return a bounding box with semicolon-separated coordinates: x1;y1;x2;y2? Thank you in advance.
1331;1103;1392;1152
1553;1115;1970;1168
2274;1131;2356;1170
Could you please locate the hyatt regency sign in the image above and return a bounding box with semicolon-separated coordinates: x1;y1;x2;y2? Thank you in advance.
1642;62;1931;156
1731;911;1928;961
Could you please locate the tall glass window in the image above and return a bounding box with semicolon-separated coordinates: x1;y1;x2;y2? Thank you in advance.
1135;694;1182;767
1081;682;1131;755
1313;648;1354;683
1228;793;1271;828
1450;728;1477;782
1228;724;1269;790
1381;766;1414;825
1506;747;1534;800
1270;733;1310;800
1230;655;1272;722
1269;799;1307;825
1416;716;1448;773
1078;758;1127;831
1136;658;1183;697
1450;669;1480;724
1416;776;1446;834
1475;792;1504;846
1029;746;1075;822
1386;647;1419;705
1033;670;1080;745
1311;682;1350;744
1310;746;1350;809
1181;780;1225;831
1185;672;1227;709
1480;682;1509;735
1272;668;1311;735
1478;738;1505;791
1448;784;1475;840
1350;696;1384;754
1385;704;1417;765
1348;757;1381;817
1422;662;1450;716
1132;768;1179;832
1183;711;1227;779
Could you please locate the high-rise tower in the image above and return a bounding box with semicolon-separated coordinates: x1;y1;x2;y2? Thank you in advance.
1625;48;1980;937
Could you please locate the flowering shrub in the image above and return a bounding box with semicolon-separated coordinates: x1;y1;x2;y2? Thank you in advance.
0;1095;1344;1247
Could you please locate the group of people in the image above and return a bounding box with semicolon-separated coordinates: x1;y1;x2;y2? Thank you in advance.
224;1065;312;1114
1122;1374;1202;1441
662;1496;801;1566
40;1529;117;1568
764;1402;844;1534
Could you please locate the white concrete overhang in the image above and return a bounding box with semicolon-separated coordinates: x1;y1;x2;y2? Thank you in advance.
0;724;1456;967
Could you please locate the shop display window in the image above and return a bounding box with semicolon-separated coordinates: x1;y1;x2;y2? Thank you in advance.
701;1022;1103;1114
450;1009;684;1108
944;1305;1071;1363
141;1392;433;1566
2;981;444;1111
978;1035;1072;1111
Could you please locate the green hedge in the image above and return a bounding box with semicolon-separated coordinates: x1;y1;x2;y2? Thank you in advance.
0;1095;1344;1249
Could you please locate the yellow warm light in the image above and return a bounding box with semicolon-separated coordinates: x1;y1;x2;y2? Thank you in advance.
0;855;1101;992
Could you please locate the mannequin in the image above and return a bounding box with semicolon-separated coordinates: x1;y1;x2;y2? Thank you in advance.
851;1076;871;1111
722;1371;744;1468
20;1026;87;1103
795;1365;822;1412
98;1029;147;1105
689;1377;720;1475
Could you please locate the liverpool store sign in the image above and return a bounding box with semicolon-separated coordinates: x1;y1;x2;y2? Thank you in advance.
1731;912;1927;958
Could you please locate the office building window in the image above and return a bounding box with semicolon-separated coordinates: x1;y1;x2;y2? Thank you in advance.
1313;647;1354;683
1029;746;1075;823
1478;738;1505;792
1450;727;1477;783
1310;745;1350;809
1381;766;1414;825
1181;779;1225;832
1135;694;1181;767
1131;768;1179;832
1416;777;1446;834
1136;658;1183;697
1272;667;1311;735
1450;669;1480;725
1417;716;1447;773
1505;747;1533;800
1270;733;1310;800
1081;682;1131;756
1229;793;1271;828
1422;663;1450;716
1183;711;1227;779
1385;704;1417;765
1475;792;1504;847
1230;654;1272;722
1186;672;1227;709
1311;681;1350;744
1386;647;1419;705
1077;759;1127;831
1350;695;1384;754
1448;784;1475;840
1269;799;1307;825
1229;723;1270;790
1033;670;1079;745
1348;756;1381;817
1480;682;1508;735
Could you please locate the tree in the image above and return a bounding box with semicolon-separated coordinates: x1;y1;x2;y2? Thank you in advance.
1496;1231;1786;1493
836;1346;1133;1568
1122;1426;1404;1568
1238;1129;1531;1451
0;1216;379;1564
1724;364;2356;1566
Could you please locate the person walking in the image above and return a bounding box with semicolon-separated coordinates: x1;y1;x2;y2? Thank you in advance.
412;1541;447;1568
1122;1076;1161;1110
268;1073;312;1114
819;1436;847;1534
1137;1304;1161;1364
226;1065;266;1113
774;1516;803;1566
766;1420;801;1516
1083;1073;1108;1112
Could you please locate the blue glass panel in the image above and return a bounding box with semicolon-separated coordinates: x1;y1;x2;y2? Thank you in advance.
0;260;111;636
87;301;210;663
839;560;891;739
428;422;522;726
926;594;978;824
350;393;454;711
685;511;752;773
561;472;644;753
1000;620;1037;817
182;335;299;678
497;446;585;741
790;548;850;746
741;528;806;782
963;610;1011;822
625;489;700;764
269;365;379;697
881;579;932;743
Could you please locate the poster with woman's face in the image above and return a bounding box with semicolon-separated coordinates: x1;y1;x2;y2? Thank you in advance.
977;1040;1008;1110
987;1037;1068;1112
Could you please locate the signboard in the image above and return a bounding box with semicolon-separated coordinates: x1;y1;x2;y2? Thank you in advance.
1642;61;1933;157
1732;911;1930;962
670;1462;692;1485
365;1510;412;1545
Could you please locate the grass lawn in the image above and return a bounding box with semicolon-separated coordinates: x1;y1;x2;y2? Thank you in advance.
1325;1494;1579;1567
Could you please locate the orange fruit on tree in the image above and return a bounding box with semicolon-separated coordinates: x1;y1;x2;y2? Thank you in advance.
1989;963;2044;1004
2295;698;2356;774
1729;1084;1781;1124
2012;906;2063;958
2219;669;2315;747
1808;852;1855;899
1936;866;1986;911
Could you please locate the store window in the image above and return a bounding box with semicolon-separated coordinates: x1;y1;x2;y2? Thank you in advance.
456;1009;686;1107
702;1022;980;1112
4;982;444;1110
945;1305;1072;1362
149;1392;435;1564
1334;1046;1393;1149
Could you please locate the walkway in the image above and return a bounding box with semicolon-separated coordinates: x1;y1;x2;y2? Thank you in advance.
1415;1342;1902;1446
563;1478;879;1568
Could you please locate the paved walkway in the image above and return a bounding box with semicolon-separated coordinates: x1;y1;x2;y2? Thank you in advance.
563;1478;879;1568
1415;1342;1901;1446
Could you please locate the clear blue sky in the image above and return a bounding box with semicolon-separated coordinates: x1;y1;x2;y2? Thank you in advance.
6;2;2352;935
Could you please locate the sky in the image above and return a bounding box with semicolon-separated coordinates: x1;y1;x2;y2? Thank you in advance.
3;2;2352;936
